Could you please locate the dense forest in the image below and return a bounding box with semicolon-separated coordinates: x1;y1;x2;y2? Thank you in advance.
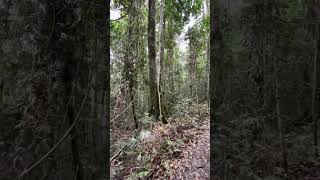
1;0;320;180
211;0;320;179
0;0;109;179
110;0;210;179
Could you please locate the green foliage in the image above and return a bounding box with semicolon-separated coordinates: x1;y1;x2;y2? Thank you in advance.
165;0;203;33
126;168;150;180
111;19;127;37
111;0;209;178
138;169;150;178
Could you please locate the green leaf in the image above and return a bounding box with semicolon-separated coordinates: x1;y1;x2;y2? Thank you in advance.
138;170;150;177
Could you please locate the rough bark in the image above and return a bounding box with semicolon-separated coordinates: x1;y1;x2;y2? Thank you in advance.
210;0;222;177
105;0;111;178
123;1;138;129
311;3;320;158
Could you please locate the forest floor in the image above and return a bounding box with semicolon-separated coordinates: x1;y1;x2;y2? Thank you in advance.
166;117;209;179
111;102;210;180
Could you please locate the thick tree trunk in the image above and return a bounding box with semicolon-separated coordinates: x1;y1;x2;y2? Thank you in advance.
123;2;138;129
210;0;222;176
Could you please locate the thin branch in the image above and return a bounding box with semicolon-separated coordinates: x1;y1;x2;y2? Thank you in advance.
110;145;125;161
111;99;134;122
111;13;127;22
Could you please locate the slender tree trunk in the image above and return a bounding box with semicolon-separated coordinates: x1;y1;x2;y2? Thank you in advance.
206;0;210;104
158;0;167;123
188;39;195;99
168;43;174;101
148;0;160;119
195;61;200;117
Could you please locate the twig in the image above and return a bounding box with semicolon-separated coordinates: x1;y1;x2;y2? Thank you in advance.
110;145;125;161
111;100;133;122
19;94;88;178
111;13;127;22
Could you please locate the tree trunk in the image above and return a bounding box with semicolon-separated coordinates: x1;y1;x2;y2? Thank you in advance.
312;21;319;158
123;2;138;129
166;18;175;107
210;0;222;176
158;0;167;124
102;0;110;178
168;40;174;101
148;0;160;119
205;0;213;107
